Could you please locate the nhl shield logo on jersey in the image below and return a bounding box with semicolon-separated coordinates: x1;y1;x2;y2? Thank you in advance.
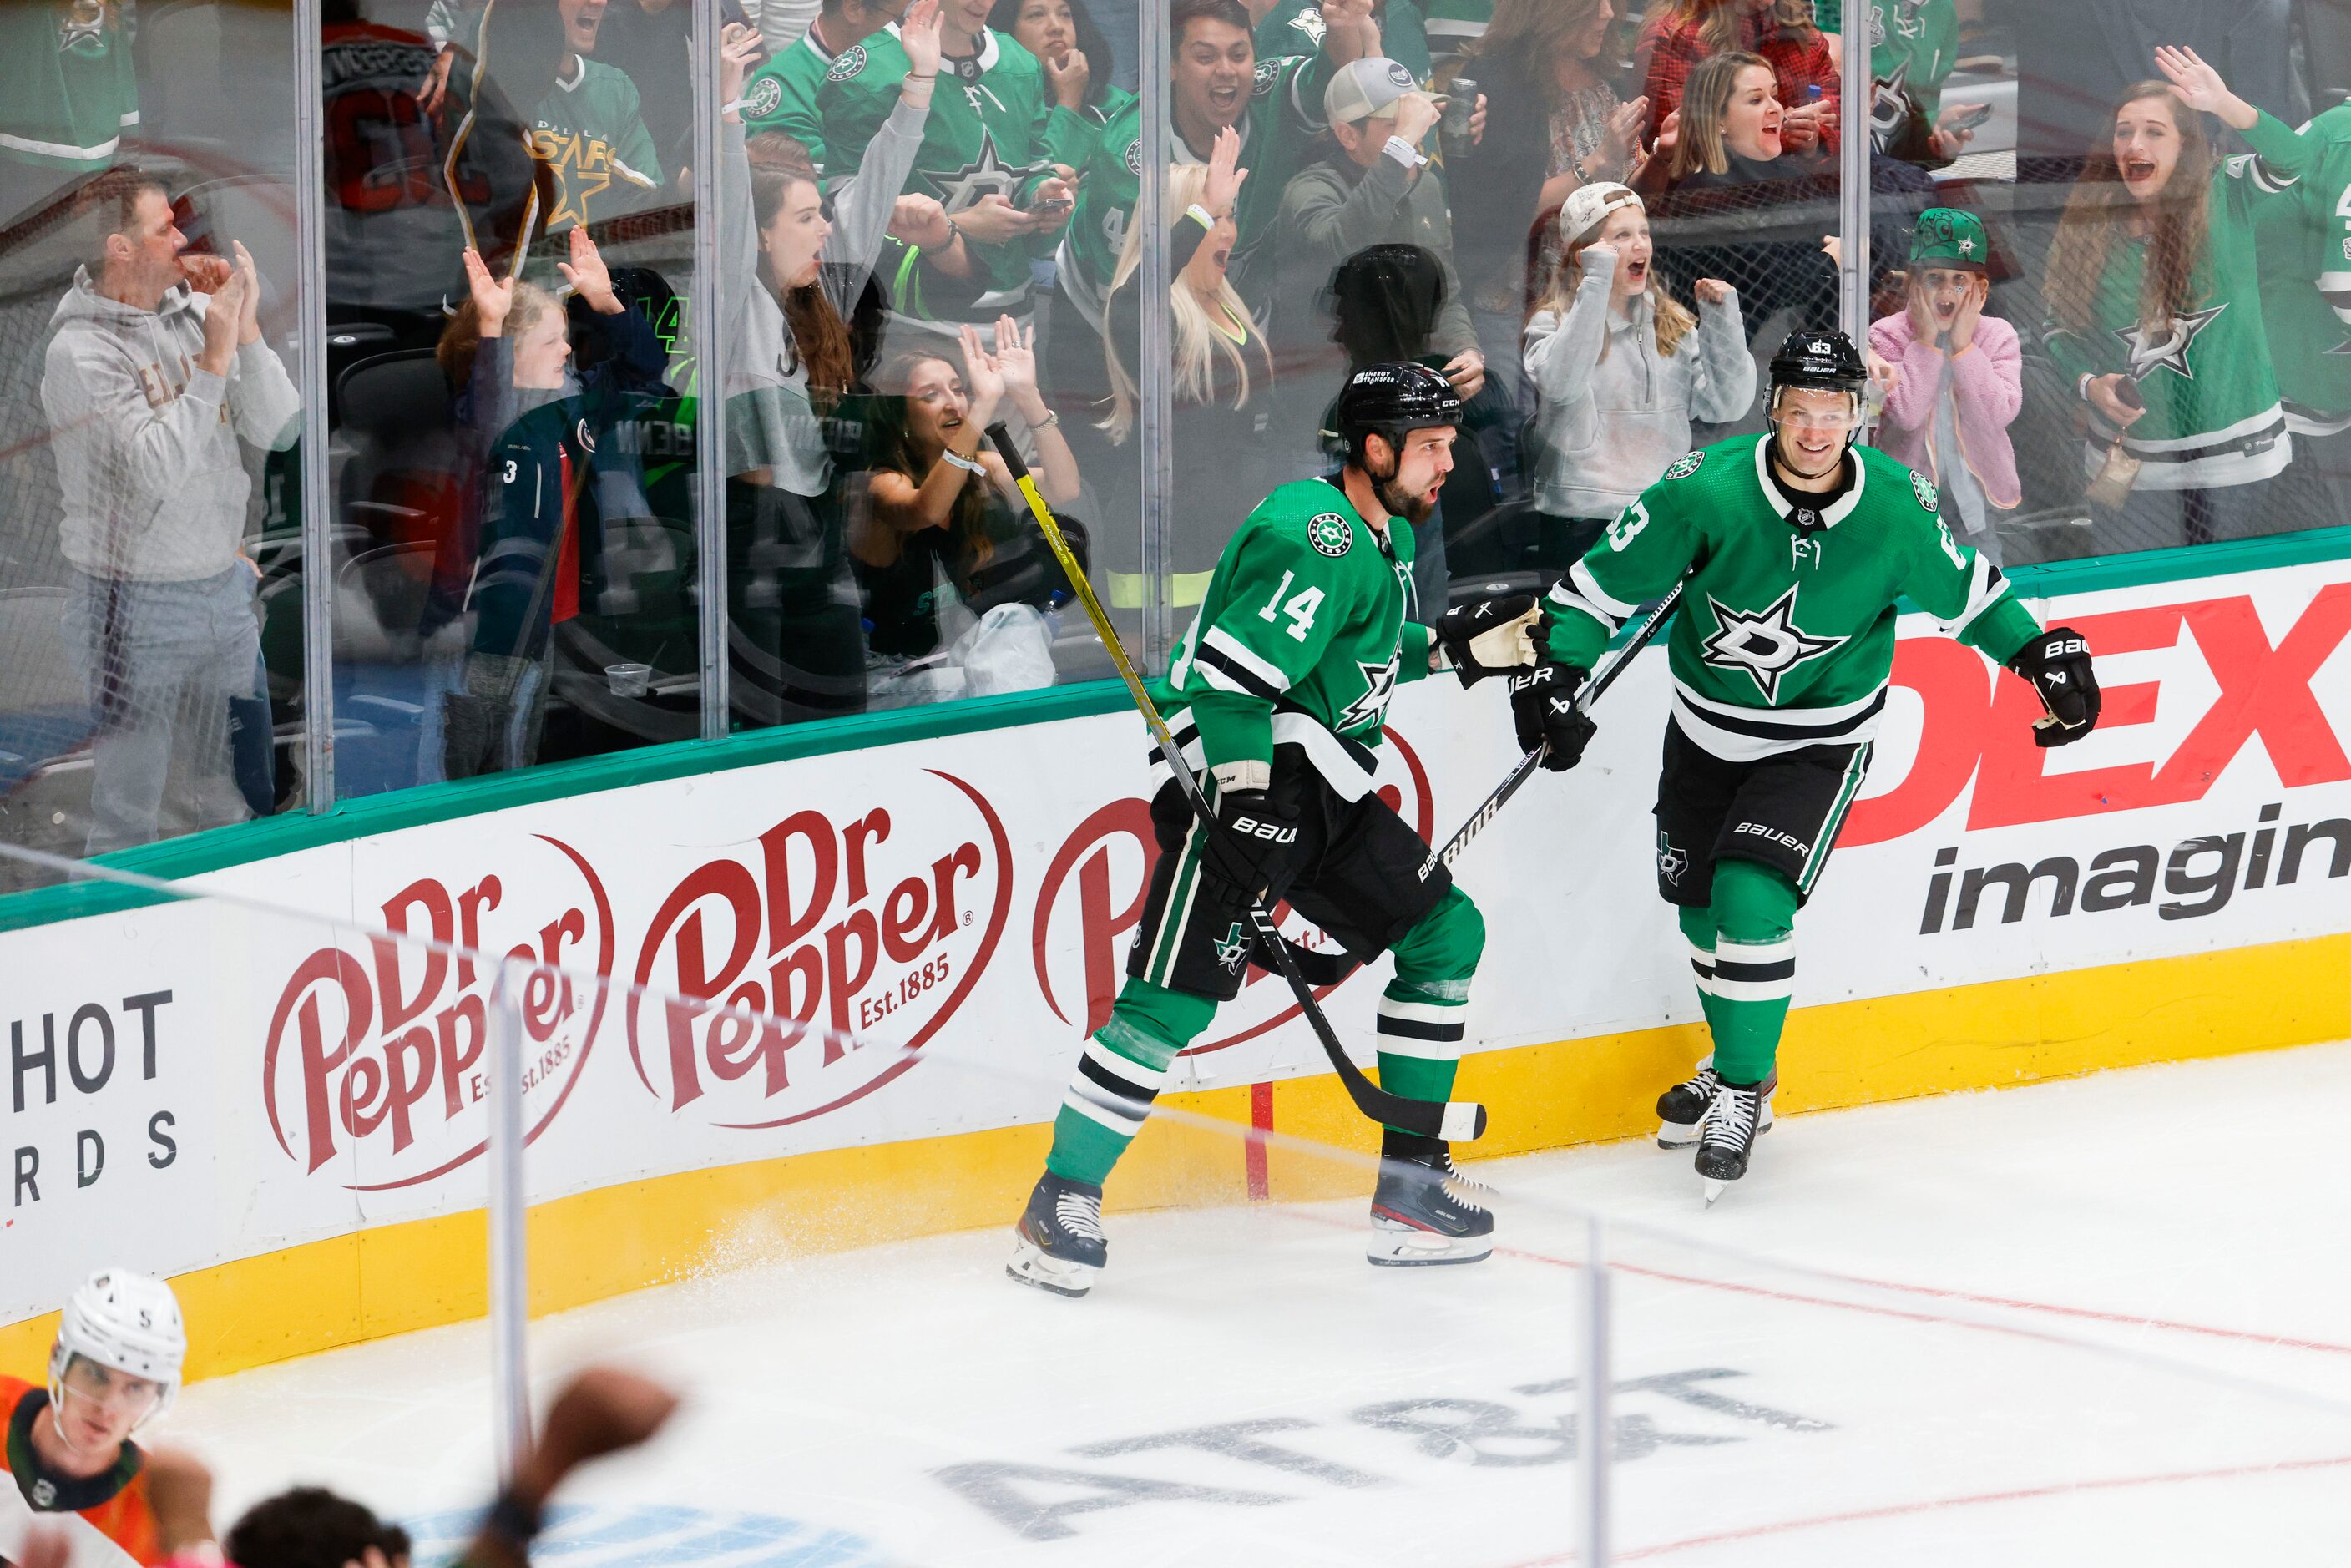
742;74;783;119
1662;451;1706;482
1308;512;1353;557
1911;471;1939;513
827;44;867;82
1700;586;1848;702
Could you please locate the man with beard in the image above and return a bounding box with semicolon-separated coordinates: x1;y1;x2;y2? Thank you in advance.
1006;362;1541;1298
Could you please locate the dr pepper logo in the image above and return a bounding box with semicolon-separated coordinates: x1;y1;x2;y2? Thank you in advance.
262;837;615;1189
628;770;1012;1127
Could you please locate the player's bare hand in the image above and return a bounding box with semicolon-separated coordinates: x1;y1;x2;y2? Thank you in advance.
557;226;621;313
1693;276;1732;306
717;23;763;112
1443;346;1485;401
899;0;944;81
1044;45;1090;110
462;246;515;335
417;43;457;114
2086;373;2146;427
1203;124;1247;217
953;193;1036;244
523;1366;680;1493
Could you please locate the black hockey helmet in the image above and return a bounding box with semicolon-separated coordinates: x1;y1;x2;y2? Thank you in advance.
1333;361;1463;468
1768;329;1868;397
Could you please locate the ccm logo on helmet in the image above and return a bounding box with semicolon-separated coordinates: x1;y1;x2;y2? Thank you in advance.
1228;815;1298;843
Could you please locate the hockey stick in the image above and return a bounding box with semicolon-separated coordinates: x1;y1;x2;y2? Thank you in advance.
985;425;1485;1143
1271;579;1686;987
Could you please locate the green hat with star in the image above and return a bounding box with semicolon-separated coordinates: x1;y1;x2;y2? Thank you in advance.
1909;207;1989;271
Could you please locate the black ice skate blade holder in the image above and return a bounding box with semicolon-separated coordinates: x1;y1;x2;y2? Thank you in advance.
988;425;1483;1144
1267;579;1688;990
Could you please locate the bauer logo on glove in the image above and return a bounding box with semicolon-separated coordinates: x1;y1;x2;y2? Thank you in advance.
2006;625;2101;747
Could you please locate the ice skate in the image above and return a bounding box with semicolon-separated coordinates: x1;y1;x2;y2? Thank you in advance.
1656;1057;1723;1148
1007;1172;1106;1297
1696;1073;1775;1206
1368;1139;1494;1266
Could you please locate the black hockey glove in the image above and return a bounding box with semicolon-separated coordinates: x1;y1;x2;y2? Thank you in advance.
1433;594;1540;685
1199;788;1301;904
2007;625;2101;747
1509;661;1595;771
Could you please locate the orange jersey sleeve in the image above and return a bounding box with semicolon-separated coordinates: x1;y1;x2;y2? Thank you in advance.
2;1374;165;1565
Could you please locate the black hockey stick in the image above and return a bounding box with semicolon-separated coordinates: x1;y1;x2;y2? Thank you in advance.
1269;580;1686;987
986;426;1485;1142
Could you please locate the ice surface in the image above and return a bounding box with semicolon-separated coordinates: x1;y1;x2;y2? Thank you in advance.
175;1042;2351;1565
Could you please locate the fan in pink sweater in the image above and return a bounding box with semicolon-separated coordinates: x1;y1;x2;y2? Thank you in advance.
1867;207;2023;564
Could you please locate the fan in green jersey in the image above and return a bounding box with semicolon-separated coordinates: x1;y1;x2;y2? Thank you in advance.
0;0;138;175
2042;48;2310;549
741;0;913;177
1007;363;1541;1298
2253;101;2351;529
817;0;1079;341
1053;0;1373;331
1517;331;2102;1203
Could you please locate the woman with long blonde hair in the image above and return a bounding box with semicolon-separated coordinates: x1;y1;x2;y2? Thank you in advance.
1522;182;1750;569
2041;48;2309;548
1096;129;1282;579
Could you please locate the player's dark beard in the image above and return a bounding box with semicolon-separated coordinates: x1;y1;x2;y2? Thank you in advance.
1368;456;1438;525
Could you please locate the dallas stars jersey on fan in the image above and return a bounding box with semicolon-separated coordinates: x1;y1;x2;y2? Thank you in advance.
2044;109;2308;490
1818;0;1955;119
1255;0;1428;82
741;28;837;175
530;58;664;232
819;23;1079;304
1060;51;1335;299
0;0;137;170
1159;478;1434;798
2260;104;2351;432
1544;436;2040;763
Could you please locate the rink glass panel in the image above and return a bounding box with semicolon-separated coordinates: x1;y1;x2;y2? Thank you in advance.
0;0;307;888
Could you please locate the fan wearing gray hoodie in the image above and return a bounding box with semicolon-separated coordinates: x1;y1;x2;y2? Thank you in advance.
39;175;299;853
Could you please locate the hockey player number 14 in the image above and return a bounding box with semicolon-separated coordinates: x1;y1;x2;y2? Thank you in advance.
1257;570;1326;642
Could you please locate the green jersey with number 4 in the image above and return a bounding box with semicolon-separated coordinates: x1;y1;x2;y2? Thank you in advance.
1543;435;2040;762
2259;104;2351;432
1160;478;1436;798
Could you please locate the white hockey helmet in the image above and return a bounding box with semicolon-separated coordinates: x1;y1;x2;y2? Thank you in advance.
48;1268;186;1425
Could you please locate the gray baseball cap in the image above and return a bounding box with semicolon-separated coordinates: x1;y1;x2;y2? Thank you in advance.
1325;57;1419;125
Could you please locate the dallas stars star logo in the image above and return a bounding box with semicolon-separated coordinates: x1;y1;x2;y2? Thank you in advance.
1338;657;1398;731
2114;302;2229;383
1213;921;1251;972
1868;59;1912;151
923;131;1031;215
1700;587;1846;702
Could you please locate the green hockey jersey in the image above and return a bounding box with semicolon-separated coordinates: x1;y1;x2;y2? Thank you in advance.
1543;436;2040;763
0;0;137;170
1418;0;1487;60
1256;0;1428;83
2043;109;2308;490
1059;50;1336;303
741;28;837;175
1818;0;1955;119
1160;478;1434;798
2259;104;2351;432
530;57;664;232
818;22;1079;307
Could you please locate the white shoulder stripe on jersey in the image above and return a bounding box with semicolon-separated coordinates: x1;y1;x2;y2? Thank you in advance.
1568;558;1641;621
1201;625;1294;695
1943;552;2012;638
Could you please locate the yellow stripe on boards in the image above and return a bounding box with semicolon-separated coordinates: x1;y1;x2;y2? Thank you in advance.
4;929;2346;1384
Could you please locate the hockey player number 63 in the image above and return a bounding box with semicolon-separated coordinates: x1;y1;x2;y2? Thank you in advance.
1256;569;1326;642
1607;500;1652;553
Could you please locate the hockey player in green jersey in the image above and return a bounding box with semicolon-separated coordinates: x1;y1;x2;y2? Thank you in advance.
816;0;1079;339
1008;364;1541;1297
1516;331;2103;1201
